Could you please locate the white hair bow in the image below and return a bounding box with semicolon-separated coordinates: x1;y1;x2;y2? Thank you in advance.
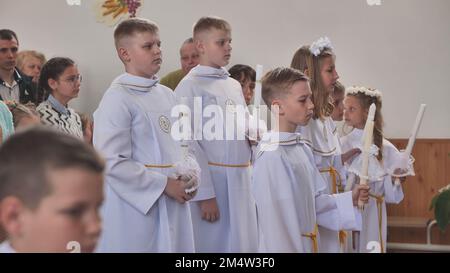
309;36;334;57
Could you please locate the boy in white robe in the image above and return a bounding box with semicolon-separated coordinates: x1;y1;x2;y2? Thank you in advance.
93;18;198;252
175;16;258;252
252;67;369;253
341;86;405;253
0;127;104;253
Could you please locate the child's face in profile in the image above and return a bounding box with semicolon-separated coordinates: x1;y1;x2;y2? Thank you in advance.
278;81;314;128
320;56;339;94
52;65;81;102
125;31;162;78
16;168;103;253
239;76;255;105
198;29;232;68
331;91;345;121
344;95;366;129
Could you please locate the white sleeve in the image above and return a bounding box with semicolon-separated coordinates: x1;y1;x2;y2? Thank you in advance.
189;140;216;200
311;152;361;231
93;89;167;215
315;191;362;231
383;175;404;204
382;141;405;204
333;153;347;189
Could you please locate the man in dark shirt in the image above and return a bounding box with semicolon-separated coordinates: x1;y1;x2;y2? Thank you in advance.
0;29;37;104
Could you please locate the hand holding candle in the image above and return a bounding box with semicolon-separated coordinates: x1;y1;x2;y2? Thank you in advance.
393;104;426;185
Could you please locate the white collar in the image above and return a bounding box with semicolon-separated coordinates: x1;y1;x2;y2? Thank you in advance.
257;131;312;159
189;65;229;79
297;117;340;156
115;73;159;92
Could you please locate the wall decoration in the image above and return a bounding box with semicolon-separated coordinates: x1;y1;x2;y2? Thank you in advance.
94;0;143;26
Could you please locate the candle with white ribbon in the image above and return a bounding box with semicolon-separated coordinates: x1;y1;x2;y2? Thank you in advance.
359;103;376;210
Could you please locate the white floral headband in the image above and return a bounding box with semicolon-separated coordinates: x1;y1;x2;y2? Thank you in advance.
346;86;383;100
309;36;334;57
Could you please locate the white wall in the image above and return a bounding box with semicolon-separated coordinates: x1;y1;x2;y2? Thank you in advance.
1;0;449;138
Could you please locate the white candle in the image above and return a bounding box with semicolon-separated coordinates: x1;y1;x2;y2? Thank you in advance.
359;103;376;209
404;104;426;156
360;103;376;184
253;64;263;108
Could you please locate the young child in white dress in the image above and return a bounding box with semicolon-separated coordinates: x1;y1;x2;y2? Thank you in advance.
341;86;407;253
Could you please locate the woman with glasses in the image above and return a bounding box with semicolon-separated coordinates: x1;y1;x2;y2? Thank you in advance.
36;57;83;139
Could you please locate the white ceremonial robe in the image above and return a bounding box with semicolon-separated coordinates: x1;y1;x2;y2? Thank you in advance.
341;128;404;253
93;73;195;252
252;132;361;253
175;65;258;252
297;117;347;252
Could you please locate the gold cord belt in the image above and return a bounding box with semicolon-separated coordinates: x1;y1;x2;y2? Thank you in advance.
302;225;319;253
208;161;251;168
369;193;385;253
145;164;174;168
319;166;343;194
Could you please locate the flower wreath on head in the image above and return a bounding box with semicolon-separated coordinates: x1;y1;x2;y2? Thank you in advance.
346;86;383;100
309;36;334;57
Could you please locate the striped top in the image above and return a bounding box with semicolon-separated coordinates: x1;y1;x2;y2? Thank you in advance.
37;96;83;139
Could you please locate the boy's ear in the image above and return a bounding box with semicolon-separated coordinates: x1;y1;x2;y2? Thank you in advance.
0;197;26;238
118;47;130;63
271;100;284;116
195;39;205;55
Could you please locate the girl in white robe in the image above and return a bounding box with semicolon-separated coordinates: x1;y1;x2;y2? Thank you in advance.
291;37;360;252
341;86;406;253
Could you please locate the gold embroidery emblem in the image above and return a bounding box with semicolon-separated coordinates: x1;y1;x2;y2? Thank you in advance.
159;115;171;133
